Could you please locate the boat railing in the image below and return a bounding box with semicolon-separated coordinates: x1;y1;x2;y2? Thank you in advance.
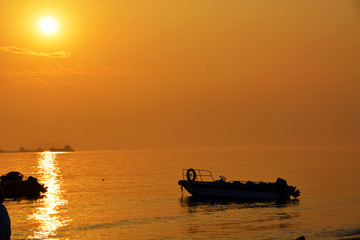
182;169;215;182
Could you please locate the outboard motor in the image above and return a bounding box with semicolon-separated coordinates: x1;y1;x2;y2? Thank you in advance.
276;178;301;199
275;178;287;186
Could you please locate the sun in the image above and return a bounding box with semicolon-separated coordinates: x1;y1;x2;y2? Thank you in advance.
39;17;58;35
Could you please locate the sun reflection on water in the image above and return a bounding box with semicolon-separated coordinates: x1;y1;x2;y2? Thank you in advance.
28;152;70;239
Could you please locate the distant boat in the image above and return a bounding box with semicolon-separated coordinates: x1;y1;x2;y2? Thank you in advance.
0;171;47;198
49;145;74;152
0;147;44;153
178;168;300;201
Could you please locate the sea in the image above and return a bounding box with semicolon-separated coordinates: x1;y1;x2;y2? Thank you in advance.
1;147;360;240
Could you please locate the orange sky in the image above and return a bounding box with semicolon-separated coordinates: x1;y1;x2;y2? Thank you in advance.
0;1;359;150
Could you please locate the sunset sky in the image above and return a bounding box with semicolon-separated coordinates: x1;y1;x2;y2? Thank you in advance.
1;1;359;150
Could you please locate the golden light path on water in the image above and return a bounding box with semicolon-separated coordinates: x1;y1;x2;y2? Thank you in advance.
28;152;70;239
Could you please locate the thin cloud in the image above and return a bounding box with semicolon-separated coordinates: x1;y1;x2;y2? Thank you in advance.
0;63;133;83
0;46;71;58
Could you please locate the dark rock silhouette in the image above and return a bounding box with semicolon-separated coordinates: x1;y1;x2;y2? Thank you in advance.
0;172;47;198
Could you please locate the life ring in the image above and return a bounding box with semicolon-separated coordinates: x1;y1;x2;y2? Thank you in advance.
186;168;197;182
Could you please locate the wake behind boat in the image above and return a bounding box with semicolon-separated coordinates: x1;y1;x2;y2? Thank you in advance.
178;168;300;201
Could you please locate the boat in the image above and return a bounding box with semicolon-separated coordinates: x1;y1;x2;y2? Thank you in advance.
0;147;44;153
0;172;47;198
49;145;74;152
178;168;300;201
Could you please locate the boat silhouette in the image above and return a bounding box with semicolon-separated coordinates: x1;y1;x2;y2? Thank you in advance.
49;145;74;152
178;168;300;201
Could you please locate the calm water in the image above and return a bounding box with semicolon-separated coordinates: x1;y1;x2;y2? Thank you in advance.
1;147;360;240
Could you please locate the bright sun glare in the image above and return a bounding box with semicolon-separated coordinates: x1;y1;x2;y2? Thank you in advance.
39;17;58;34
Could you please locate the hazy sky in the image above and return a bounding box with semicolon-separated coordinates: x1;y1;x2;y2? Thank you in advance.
1;1;359;150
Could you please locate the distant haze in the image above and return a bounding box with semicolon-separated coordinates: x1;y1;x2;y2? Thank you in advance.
1;1;359;150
